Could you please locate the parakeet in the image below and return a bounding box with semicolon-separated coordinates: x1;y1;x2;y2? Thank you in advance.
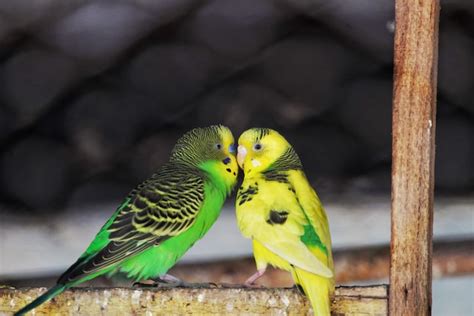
235;128;334;316
15;125;238;316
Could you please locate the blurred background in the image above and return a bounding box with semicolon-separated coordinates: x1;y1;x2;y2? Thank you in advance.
0;0;472;314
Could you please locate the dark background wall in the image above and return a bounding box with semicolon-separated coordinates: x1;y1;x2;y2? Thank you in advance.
0;0;473;215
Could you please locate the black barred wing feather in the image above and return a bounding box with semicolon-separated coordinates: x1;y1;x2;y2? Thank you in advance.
109;167;205;240
58;165;205;283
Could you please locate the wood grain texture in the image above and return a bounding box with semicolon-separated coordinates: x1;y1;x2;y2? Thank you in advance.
390;0;440;314
0;285;388;315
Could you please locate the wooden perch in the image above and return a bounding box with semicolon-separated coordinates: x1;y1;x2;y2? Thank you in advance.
0;285;387;315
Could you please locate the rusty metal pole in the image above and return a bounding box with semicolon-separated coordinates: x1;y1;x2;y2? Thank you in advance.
389;0;440;314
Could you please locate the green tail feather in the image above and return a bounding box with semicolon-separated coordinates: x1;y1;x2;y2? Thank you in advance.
15;284;66;316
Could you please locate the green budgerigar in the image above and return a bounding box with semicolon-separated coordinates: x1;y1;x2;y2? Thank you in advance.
15;125;238;315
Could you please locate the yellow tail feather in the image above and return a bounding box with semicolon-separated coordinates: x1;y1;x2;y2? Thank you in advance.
292;267;334;316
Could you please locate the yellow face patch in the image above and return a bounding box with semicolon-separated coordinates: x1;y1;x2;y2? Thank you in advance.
237;128;291;175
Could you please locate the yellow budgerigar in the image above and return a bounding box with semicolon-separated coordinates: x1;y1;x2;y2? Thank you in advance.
236;128;334;316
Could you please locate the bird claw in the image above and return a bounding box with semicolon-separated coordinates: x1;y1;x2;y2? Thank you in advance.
133;274;185;288
243;268;266;288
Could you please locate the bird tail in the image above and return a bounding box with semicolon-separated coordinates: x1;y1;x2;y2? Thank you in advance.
292;267;334;316
14;284;67;316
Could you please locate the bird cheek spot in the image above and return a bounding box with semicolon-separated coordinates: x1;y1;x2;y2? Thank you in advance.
222;157;231;165
251;159;261;167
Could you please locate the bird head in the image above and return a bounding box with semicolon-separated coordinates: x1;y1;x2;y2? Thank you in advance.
237;128;299;175
170;125;238;191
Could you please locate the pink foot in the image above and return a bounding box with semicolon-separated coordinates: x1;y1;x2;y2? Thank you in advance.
244;268;267;287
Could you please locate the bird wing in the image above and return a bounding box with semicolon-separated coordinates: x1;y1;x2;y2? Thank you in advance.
243;174;333;278
259;235;334;278
58;165;205;283
287;170;333;256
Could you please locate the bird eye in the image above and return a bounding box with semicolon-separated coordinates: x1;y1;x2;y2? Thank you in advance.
215;143;222;150
229;143;236;153
253;143;263;151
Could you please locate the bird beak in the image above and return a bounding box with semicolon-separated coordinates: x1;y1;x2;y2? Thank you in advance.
237;145;247;168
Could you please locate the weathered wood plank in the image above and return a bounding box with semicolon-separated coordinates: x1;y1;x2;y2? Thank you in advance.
0;285;387;315
390;0;440;314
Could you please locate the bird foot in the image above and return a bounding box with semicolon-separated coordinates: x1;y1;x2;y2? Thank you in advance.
133;274;184;288
243;268;267;288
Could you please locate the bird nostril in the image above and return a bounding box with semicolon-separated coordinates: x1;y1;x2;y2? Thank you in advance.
222;157;231;165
